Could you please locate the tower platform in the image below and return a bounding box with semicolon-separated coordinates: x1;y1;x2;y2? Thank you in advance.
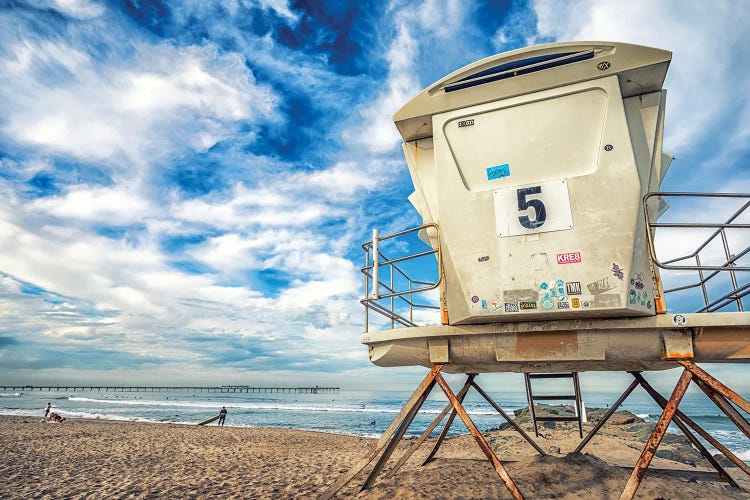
362;312;750;373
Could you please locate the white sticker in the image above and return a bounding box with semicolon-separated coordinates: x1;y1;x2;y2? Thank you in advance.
494;179;574;237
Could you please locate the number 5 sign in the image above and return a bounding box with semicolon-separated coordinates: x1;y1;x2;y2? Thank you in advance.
493;179;574;237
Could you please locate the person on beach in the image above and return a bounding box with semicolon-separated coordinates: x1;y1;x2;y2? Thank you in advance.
218;406;227;426
44;403;51;419
47;412;65;423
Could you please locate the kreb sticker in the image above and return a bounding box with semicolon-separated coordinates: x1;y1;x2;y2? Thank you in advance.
486;163;510;181
556;252;582;264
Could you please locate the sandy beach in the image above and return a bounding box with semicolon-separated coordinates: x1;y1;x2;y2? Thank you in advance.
1;413;748;499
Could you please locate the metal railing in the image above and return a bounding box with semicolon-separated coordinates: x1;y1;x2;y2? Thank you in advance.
361;224;443;332
644;192;750;312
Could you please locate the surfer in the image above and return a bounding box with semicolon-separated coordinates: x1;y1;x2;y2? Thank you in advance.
218;406;227;426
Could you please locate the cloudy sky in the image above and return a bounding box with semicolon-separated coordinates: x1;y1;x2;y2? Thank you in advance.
1;0;749;392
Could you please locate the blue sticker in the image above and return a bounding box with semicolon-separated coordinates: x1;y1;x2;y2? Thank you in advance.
486;163;510;181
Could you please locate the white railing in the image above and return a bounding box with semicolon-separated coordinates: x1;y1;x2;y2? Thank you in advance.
644;192;750;312
361;224;443;332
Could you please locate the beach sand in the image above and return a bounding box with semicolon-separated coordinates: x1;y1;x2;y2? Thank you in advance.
1;414;748;499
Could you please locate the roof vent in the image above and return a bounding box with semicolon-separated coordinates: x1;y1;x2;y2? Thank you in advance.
444;50;595;93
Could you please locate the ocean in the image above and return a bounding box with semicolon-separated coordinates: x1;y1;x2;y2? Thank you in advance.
1;388;748;460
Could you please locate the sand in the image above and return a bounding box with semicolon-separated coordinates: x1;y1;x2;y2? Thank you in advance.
1;414;748;499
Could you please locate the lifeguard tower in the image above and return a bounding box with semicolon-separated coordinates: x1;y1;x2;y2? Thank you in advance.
322;42;750;500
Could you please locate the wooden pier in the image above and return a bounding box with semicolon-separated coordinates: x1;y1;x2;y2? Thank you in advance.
0;385;339;394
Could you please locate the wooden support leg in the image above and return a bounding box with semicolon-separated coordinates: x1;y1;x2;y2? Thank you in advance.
671;414;739;487
632;372;750;478
471;380;546;456
575;378;640;454
421;379;467;466
435;373;525;500
619;368;692;500
631;373;738;487
360;373;437;491
693;377;750;440
386;374;475;478
678;360;750;414
318;365;442;500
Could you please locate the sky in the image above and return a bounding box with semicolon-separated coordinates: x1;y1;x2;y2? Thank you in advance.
1;0;750;394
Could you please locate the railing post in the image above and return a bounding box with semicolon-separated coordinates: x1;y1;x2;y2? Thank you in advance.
695;254;709;309
364;246;370;333
409;279;413;323
720;228;743;311
371;229;379;299
390;264;395;329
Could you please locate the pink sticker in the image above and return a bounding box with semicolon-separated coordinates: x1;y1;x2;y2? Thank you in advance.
556;252;582;264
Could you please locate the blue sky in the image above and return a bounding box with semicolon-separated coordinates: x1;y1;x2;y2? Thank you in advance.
1;0;749;392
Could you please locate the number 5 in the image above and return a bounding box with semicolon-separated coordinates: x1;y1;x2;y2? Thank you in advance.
517;186;546;229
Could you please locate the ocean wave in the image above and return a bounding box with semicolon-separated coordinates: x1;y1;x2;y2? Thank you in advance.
639;413;733;423
0;408;199;427
0;393;22;397
65;396;504;415
0;409;45;418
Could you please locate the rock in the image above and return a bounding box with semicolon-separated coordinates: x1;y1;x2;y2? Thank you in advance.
654;444;703;466
585;408;607;421
548;446;561;454
514;406;530;418
608;411;642;426
625;423;655;441
713;453;738;468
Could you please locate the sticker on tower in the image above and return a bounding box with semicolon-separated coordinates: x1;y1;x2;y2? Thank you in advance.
556;252;582;264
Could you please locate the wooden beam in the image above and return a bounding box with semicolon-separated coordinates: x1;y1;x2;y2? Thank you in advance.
317;365;442;500
677;360;750;414
632;373;750;477
386;374;475;478
471;380;546;456
693;377;750;440
434;373;524;500
619;368;692;500
360;375;437;490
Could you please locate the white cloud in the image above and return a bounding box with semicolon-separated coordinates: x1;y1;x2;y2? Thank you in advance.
346;0;477;154
257;0;300;24
301;161;378;197
188;233;265;271
29;185;154;224
54;0;104;19
531;0;750;156
23;0;105;19
172;186;339;229
0;41;278;171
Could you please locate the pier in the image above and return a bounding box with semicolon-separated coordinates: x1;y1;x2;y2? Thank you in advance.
1;385;339;394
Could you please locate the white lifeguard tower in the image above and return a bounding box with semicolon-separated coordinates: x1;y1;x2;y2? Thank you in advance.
323;42;750;500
